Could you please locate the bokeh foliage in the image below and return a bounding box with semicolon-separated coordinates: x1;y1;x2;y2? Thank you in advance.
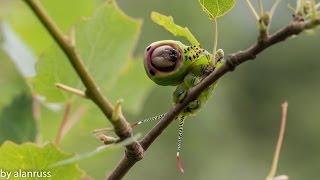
0;141;84;179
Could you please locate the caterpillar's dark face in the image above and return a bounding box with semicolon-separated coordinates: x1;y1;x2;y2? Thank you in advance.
144;40;187;86
150;45;178;72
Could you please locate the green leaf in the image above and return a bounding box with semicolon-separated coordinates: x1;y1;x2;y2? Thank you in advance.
31;45;78;102
2;0;96;56
198;0;236;19
0;141;84;179
75;1;142;93
31;1;152;114
0;94;37;144
0;48;29;110
151;12;200;45
106;58;153;113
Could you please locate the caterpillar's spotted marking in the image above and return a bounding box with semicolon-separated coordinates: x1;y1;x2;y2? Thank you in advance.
137;40;224;172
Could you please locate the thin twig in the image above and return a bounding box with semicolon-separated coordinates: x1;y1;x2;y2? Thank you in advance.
268;0;283;34
245;0;260;20
270;0;283;20
212;18;218;65
92;127;115;134
61;106;87;141
107;17;320;179
266;101;288;180
56;83;87;98
54;101;72;146
32;93;41;144
258;0;264;16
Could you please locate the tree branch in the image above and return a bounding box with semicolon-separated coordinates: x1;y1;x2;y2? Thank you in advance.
23;0;143;162
107;17;320;179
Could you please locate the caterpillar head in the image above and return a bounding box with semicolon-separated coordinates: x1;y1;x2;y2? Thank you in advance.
144;40;188;86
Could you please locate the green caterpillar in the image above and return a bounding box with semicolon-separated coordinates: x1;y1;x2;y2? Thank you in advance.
139;40;224;172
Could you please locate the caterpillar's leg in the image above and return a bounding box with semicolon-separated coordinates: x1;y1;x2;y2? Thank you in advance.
184;73;201;88
176;115;186;173
192;64;211;77
173;84;188;104
184;99;201;115
131;113;166;128
173;64;210;104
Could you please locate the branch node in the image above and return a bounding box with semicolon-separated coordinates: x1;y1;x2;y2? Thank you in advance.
115;125;133;140
293;14;305;22
226;54;240;71
125;141;144;161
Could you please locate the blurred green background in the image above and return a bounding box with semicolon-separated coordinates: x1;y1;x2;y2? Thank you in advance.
1;0;320;179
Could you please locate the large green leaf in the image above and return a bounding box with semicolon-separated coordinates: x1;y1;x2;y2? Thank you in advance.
0;48;28;110
106;58;153;113
0;141;84;179
198;0;236;19
0;94;36;144
31;44;78;102
31;1;153;113
75;1;142;93
151;12;200;45
1;0;96;56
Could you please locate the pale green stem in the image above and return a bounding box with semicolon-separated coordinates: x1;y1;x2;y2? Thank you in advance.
295;0;302;14
311;0;318;20
270;0;283;20
258;0;264;16
266;101;288;180
245;0;260;20
287;4;296;13
212;18;218;66
269;0;283;30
